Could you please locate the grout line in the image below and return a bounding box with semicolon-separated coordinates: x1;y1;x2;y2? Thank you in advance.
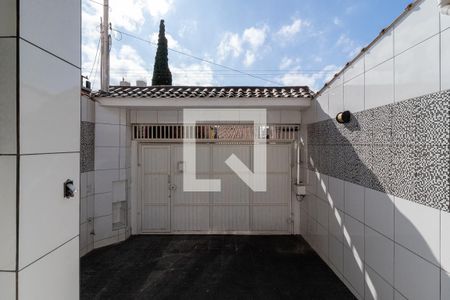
15;0;20;297
18;235;78;273
19;38;80;70
20;151;80;156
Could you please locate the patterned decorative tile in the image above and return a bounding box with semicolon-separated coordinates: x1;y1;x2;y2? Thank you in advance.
329;145;346;179
81;121;95;173
307;145;318;171
307;124;317;146
392;97;416;145
343;145;373;187
340;110;373;145
319;145;332;176
414;91;450;146
414;145;450;211
391;145;416;202
371;104;393;145
371;145;394;194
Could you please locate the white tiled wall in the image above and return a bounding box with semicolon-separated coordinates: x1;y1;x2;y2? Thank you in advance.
0;38;16;155
0;157;16;271
0;272;16;300
301;2;449;299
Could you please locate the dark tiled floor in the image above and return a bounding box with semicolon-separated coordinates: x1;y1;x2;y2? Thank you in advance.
81;235;355;300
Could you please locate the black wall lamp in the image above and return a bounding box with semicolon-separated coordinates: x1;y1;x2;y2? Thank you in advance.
336;111;351;124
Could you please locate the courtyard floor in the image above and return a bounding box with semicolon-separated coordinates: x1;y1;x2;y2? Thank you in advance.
81;235;355;299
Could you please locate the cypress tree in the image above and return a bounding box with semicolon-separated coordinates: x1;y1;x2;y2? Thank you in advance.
152;20;172;86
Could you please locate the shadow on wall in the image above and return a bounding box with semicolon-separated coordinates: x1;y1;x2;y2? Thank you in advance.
303;93;450;299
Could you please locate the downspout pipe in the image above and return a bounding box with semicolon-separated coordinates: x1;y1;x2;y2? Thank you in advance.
441;0;450;15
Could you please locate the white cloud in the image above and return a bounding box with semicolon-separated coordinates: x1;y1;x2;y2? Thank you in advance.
336;33;362;58
276;18;308;39
217;25;268;66
333;17;342;26
277;62;338;91
171;63;215;86
109;45;150;86
242;26;268;49
178;20;198;38
144;0;174;19
150;32;185;52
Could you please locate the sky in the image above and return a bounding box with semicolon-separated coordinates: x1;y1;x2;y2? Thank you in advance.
82;0;411;91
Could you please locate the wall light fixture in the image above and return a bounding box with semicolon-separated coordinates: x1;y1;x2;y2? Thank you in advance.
336;111;351;124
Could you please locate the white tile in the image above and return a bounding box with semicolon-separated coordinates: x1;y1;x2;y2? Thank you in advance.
329;208;344;242
316;92;329;121
394;35;440;102
94;193;112;217
330;74;344;90
81;97;88;122
0;272;15;300
0;0;16;36
280;110;301;124
120;109;127;125
365;226;394;284
316;173;328;201
86;195;95;219
95;103;120;125
267;110;280;124
119;147;127;168
443;11;450;31
395;197;440;266
136;110;157;123
95;147;119;170
394;244;440;300
365;29;394;71
20;41;80;154
394;0;440;55
344;215;364;256
394;290;407;300
442;270;450;300
95;124;120;147
316;223;329;261
95;169;119;194
306;169;317;195
442;28;450;91
157;110;178;123
20;0;81;67
344;181;365;222
0;157;16;270
119;126;127;147
328;86;344;120
94;215;113;242
19;153;79;269
329;235;344;274
112;180;127;202
86;171;95;196
365;188;394;239
80;194;87;224
0;38;16;154
19;237;79;300
364;59;394;110
343;74;365;113
87;97;95;123
442;210;450;272
344;56;364;82
328;176;344;211
79;223;87;251
365;265;394;300
344;244;365;296
317;198;329;229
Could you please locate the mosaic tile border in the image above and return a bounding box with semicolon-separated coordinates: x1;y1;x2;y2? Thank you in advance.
307;90;450;212
81;121;95;173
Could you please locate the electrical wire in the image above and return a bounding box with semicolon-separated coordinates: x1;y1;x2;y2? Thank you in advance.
110;27;284;86
88;37;101;80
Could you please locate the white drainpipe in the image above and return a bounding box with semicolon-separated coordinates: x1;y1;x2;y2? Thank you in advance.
441;0;450;15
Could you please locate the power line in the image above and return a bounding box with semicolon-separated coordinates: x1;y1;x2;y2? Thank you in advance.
110;27;284;86
88;37;101;80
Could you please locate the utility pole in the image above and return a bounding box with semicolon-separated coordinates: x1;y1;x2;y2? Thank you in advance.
100;0;110;91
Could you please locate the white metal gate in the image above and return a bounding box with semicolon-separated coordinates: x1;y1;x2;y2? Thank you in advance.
140;143;293;234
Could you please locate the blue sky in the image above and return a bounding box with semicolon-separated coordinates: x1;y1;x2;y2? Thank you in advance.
82;0;410;91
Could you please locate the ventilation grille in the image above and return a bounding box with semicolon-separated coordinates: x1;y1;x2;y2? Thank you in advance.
132;124;299;142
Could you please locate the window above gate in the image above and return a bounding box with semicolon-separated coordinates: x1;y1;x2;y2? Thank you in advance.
132;124;299;142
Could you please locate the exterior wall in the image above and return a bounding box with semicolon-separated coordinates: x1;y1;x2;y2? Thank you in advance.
0;0;81;299
80;94;95;256
93;104;132;249
130;109;301;124
300;0;450;299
